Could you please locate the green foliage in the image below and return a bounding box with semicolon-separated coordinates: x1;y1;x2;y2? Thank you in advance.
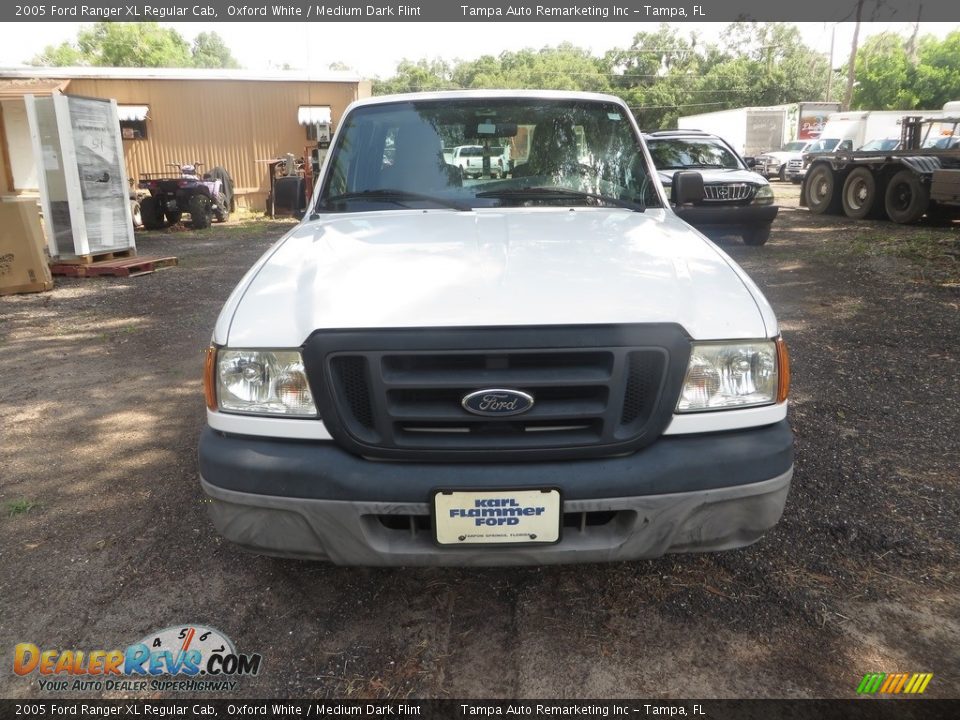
371;22;834;129
29;23;239;69
372;58;454;95
369;24;960;126
851;33;917;109
851;30;960;111
462;44;612;93
190;32;240;69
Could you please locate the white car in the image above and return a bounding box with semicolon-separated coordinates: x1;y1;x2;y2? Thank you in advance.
199;90;793;566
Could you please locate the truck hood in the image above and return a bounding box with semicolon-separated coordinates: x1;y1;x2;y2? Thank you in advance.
761;151;804;162
220;208;774;347
658;168;767;185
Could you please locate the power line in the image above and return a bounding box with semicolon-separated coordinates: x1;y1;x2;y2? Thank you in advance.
630;102;730;110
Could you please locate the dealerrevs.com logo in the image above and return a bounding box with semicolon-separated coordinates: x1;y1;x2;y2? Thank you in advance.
14;624;262;693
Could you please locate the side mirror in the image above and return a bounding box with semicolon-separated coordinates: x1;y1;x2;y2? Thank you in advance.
672;171;705;205
744;156;757;168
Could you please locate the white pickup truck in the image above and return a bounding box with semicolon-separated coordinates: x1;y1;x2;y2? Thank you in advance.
200;90;793;566
450;144;508;179
755;140;814;181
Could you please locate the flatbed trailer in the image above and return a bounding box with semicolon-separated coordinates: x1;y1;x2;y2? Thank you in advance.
800;115;960;223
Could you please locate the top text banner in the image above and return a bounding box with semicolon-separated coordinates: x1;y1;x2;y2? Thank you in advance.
5;0;959;23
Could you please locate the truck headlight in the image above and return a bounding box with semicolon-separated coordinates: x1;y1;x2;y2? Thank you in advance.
753;184;775;205
677;341;783;412
213;348;317;417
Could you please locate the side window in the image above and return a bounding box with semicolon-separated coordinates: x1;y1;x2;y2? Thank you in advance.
120;120;147;140
117;105;148;140
299;106;332;142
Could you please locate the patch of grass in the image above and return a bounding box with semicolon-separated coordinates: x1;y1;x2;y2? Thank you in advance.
179;218;297;241
815;226;960;285
6;499;40;517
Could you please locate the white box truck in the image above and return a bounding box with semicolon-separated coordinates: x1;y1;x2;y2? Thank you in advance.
678;102;839;161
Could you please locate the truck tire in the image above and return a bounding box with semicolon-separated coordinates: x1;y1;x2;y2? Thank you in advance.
806;164;841;215
884;169;929;225
214;192;230;223
140;196;165;230
130;200;142;230
778;166;786;182
842;168;883;220
742;225;772;246
209;166;235;212
189;195;213;229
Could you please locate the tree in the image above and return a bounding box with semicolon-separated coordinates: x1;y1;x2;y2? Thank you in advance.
850;29;960;110
910;31;960;109
849;33;916;109
368;22;835;128
190;32;240;69
699;23;831;110
372;58;455;95
605;25;704;129
456;44;612;93
29;23;239;69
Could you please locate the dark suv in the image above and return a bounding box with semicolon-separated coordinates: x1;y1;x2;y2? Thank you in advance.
645;130;778;246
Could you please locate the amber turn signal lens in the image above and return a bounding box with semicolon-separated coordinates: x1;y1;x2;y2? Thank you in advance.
203;346;218;411
776;336;791;403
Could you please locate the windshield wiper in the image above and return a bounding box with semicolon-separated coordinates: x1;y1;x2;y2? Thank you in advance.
317;189;470;214
476;187;645;212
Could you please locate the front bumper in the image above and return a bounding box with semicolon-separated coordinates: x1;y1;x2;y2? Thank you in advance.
755;161;782;178
199;420;793;566
674;204;778;234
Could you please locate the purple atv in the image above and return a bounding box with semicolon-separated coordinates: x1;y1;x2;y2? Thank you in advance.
137;163;234;230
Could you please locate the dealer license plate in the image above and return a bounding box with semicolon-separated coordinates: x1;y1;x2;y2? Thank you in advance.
433;489;562;545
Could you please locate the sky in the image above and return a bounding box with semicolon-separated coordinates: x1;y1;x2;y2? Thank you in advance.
0;21;957;79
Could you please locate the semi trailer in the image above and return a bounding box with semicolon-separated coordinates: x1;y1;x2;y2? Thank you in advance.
800;108;960;224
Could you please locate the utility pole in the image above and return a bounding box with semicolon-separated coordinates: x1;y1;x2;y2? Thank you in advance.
826;24;836;102
843;1;864;111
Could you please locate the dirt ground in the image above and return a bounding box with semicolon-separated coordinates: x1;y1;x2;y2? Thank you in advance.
1;190;958;700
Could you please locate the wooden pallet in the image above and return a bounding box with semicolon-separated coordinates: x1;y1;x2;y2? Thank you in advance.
50;255;178;278
54;248;137;265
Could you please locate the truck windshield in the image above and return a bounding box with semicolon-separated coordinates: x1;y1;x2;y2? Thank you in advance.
805;138;841;153
645;138;741;170
783;141;807;152
317;97;659;212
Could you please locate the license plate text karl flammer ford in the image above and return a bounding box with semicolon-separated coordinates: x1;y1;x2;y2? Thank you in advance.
448;497;548;526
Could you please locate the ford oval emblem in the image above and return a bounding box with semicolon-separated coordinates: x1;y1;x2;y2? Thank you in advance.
461;389;535;417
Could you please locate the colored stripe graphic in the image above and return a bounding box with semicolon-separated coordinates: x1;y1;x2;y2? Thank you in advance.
858;673;933;694
857;673;885;694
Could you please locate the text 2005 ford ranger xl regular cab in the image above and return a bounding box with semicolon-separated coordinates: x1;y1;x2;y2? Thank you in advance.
200;90;793;566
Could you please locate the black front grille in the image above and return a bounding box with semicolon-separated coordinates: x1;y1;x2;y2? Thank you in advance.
330;356;375;432
303;325;690;461
620;351;658;427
